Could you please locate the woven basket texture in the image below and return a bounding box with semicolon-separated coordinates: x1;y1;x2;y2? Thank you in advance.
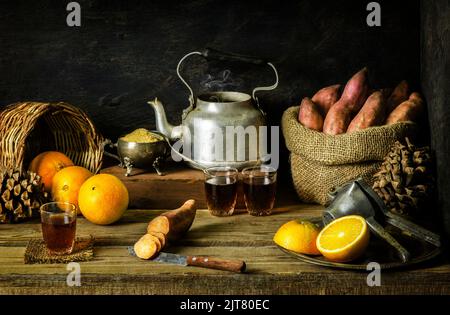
0;102;104;173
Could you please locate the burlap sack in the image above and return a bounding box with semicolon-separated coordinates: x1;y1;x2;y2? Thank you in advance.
281;106;418;205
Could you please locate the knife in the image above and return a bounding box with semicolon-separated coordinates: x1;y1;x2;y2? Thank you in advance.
127;247;246;273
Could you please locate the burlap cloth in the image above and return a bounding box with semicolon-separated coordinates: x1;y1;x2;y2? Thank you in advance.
24;236;94;264
281;106;418;205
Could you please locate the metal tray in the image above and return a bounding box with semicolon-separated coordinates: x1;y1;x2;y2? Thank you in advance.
277;217;442;270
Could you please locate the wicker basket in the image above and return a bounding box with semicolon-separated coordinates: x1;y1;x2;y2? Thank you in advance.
0;102;104;173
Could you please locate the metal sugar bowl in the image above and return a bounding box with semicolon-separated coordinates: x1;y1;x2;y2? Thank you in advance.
103;129;170;176
148;48;278;170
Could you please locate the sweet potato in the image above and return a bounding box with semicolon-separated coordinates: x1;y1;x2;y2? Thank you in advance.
134;234;159;259
386;92;424;125
323;68;370;135
147;199;197;241
298;97;324;131
381;88;393;98
387;80;409;113
347;91;387;133
311;84;341;115
148;231;167;248
339;67;370;111
322;101;353;135
146;233;162;251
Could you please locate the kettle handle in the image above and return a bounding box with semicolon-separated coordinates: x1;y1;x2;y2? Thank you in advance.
176;49;279;108
202;47;267;65
176;51;203;107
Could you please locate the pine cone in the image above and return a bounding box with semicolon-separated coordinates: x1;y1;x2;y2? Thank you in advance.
0;169;49;223
372;138;434;216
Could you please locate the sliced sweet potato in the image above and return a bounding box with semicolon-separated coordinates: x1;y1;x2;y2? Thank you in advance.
386;92;424;124
147;199;197;242
347;91;387;133
298;97;324;131
148;231;167;248
145;233;162;251
134;234;158;259
311;84;341;115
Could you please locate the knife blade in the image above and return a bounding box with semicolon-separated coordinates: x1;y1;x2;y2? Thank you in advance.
128;247;246;273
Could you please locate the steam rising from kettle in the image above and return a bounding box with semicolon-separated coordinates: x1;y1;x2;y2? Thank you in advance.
200;69;244;91
148;48;279;170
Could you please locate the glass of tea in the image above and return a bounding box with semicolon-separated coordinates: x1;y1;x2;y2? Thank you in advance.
242;166;277;216
204;167;238;217
40;202;77;255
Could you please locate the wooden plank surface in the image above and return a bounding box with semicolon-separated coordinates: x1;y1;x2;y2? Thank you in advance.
101;164;215;209
101;164;300;209
0;204;449;295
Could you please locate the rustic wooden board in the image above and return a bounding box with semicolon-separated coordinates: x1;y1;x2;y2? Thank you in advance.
101;164;209;209
421;0;450;237
101;164;300;209
0;205;449;295
0;0;421;143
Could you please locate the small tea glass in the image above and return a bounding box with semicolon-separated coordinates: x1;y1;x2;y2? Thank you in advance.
204;167;239;217
242;166;277;216
40;202;77;255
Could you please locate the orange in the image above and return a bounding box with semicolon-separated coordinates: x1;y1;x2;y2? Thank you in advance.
316;215;370;262
29;151;74;192
273;220;321;255
51;166;93;215
78;174;129;225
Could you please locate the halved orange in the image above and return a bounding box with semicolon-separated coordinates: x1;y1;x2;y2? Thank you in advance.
274;220;321;255
316;215;370;262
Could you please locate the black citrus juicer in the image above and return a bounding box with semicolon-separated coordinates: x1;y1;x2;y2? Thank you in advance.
323;178;441;263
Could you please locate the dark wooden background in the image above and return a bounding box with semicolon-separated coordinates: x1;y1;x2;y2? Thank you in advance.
421;0;450;237
0;0;420;141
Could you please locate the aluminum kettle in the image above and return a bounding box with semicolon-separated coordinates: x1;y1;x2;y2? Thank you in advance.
148;48;278;170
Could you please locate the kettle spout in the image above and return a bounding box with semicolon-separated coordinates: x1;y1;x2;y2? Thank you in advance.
148;97;180;140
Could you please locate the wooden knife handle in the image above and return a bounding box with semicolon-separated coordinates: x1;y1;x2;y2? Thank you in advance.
186;256;246;273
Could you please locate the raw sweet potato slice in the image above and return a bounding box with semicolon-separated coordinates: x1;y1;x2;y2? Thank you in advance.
145;233;162;252
134;234;158;259
147;231;167;248
147;216;170;235
147;199;197;242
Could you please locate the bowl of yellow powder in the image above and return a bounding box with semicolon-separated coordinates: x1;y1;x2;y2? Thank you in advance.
115;129;169;174
120;128;164;143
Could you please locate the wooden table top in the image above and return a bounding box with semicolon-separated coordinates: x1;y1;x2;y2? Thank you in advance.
0;204;449;295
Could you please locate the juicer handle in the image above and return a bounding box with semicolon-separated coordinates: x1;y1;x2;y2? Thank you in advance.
201;48;267;65
366;217;411;263
356;179;441;247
